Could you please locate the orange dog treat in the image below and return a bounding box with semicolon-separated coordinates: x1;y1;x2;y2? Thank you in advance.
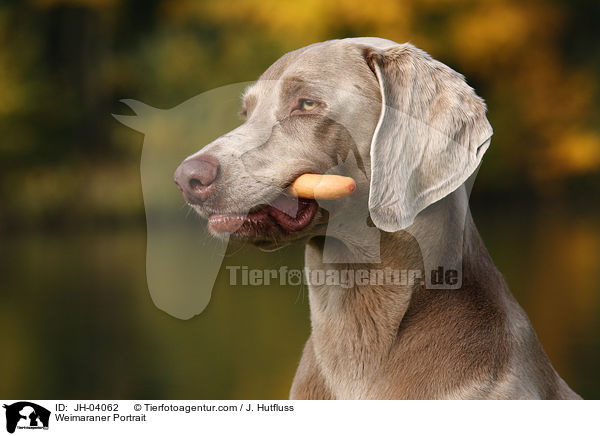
288;174;356;200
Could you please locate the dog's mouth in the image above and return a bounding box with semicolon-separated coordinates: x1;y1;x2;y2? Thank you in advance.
207;194;318;238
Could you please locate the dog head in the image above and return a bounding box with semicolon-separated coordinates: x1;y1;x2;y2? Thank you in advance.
174;37;492;250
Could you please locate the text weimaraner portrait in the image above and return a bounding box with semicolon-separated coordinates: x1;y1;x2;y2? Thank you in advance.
174;37;581;399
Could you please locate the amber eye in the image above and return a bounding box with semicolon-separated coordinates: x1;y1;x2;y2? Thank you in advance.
300;99;317;111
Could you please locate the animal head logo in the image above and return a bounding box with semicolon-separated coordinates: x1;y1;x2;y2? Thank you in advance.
113;84;250;320
3;402;50;434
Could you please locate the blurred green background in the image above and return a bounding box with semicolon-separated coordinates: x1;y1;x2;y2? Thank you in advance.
1;0;599;399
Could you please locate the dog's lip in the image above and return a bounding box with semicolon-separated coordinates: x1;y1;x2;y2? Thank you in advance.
207;195;318;235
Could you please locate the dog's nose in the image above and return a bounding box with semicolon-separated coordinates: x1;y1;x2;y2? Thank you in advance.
174;154;219;203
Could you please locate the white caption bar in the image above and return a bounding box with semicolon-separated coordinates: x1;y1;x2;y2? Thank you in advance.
0;400;595;435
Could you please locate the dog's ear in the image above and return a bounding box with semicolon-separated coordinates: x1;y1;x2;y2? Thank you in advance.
363;44;492;232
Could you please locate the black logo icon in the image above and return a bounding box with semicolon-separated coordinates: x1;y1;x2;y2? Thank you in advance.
3;402;50;434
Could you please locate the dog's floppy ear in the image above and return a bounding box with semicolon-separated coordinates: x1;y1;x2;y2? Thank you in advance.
363;43;492;232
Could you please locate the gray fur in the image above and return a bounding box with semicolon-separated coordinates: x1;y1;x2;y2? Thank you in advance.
182;38;581;399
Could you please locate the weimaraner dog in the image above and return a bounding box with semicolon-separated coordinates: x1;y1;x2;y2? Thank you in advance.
174;37;581;399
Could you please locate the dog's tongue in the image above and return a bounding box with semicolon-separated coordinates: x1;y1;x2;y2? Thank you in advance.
267;197;316;231
269;194;299;217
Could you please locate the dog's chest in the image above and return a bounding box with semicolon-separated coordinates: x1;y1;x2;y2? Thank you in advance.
308;284;385;400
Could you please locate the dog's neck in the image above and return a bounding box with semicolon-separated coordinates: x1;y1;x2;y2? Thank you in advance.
304;186;477;396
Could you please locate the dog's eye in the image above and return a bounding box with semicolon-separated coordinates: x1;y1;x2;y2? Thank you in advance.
300;99;317;111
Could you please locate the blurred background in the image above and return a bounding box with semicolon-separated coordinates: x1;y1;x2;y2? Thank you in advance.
1;0;599;399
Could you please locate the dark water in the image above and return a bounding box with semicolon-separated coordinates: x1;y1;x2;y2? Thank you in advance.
1;203;599;399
